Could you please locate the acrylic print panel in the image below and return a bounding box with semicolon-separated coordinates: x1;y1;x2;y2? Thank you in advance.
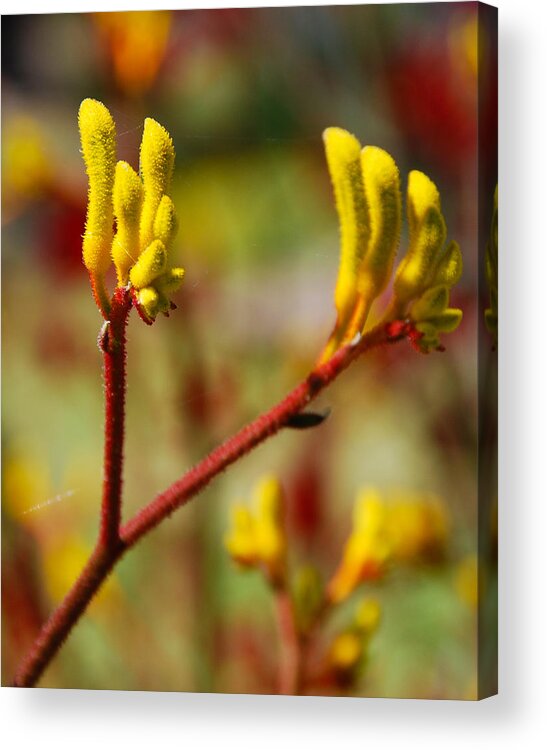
1;2;497;699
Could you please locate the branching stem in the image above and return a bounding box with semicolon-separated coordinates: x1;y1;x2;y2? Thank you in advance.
13;317;412;688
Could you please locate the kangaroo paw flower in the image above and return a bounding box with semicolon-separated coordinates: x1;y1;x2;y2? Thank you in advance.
78;100;185;322
320;129;462;361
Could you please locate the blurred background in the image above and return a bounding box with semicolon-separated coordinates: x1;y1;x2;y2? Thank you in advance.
2;3;496;697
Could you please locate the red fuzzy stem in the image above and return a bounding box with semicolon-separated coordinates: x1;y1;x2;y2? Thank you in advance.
120;322;408;547
99;287;131;548
13;543;124;687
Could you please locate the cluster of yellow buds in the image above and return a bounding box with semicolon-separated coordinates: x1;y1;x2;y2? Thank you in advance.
224;475;287;586
327;598;382;682
78;98;184;321
320;127;462;359
225;480;450;694
484;186;498;344
327;488;449;604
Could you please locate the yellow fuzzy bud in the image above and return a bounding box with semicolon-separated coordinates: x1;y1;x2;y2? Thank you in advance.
79;98;117;277
129;239;166;289
153;195;178;250
112;160;144;283
155;267;185;295
407;169;441;231
139;117;175;249
136;287;160;319
394;171;447;304
413;299;462;351
414;321;440;350
359;146;401;301
428;309;463;333
410;284;449;321
434;240;463;287
323;127;370;328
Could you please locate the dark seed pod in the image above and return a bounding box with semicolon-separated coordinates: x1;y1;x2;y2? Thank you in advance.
285;408;331;430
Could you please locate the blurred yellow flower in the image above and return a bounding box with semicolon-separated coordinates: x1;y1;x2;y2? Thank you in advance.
449;13;479;80
3;454;51;529
328;489;391;603
41;538;119;614
327;598;382;678
328;488;450;603
2;115;53;220
386;492;449;564
93;11;172;97
224;505;259;568
225;475;287;585
329;631;363;673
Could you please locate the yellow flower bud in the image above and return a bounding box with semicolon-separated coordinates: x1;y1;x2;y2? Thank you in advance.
434;240;463;287
413;302;462;352
79;98;117;277
359;145;401;301
410;284;449;321
428;309;463;333
112;160;144;283
394;171;447;305
136;286;160;319
153;195;178;250
323;127;369;330
155;267;185;295
414;321;440;350
139;117;175;249
129;239;166;289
